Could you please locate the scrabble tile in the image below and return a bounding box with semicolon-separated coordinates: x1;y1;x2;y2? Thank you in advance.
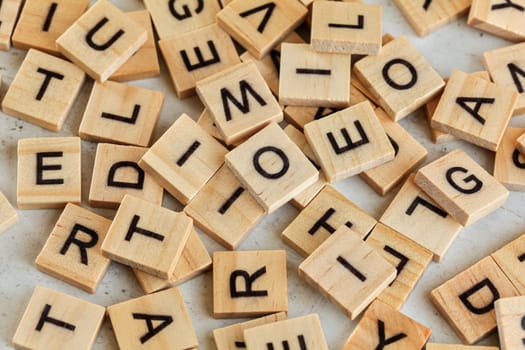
184;165;266;250
144;0;221;39
12;0;89;55
311;2;382;55
366;223;433;310
0;0;23;51
495;295;525;350
494;127;525;191
108;287;198;349
282;185;376;257
361;107;428;196
468;0;525;42
425;345;499;350
88;143;164;209
139;114;228;205
343;299;431;350
244;314;328;350
431;70;518;151
279;43;352;108
299;226;396;319
0;191;18;234
56;0;147;82
431;256;519;344
517;132;525;154
213;250;287;318
35;204;111;293
17;137;81;209
196;61;283;146
492;233;525;294
110;10;160;82
79;80;164;147
197;108;227;144
213;312;287;350
217;0;307;59
225;122;318;213
12;286;105;350
380;174;462;262
415;149;509;226
133;229;212;294
394;0;471;37
2;49;85;132
101;195;192;279
304;101;395;182
353;36;444;121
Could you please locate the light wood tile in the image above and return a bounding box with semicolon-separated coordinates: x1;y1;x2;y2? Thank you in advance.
0;191;17;234
0;0;23;51
492;233;525;294
469;0;525;42
495;295;525;350
494;127;525;191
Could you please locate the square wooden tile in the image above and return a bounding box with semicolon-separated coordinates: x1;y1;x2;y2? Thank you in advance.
299;226;396;319
17;137;81;209
217;0;307;59
2;49;85;132
415;149;509;226
213;250;287;318
184;165;266;250
425;345;499;350
12;0;89;55
0;191;18;234
101;195;193;279
431;256;519;344
282;185;376;257
468;0;525;42
139;113;228;205
353;36;444;121
159;23;240;98
79;80;164;147
492;233;525;294
12;286;105;350
304;101;395;182
495;295;525;350
108;287;198;349
0;0;23;51
88;143;163;209
56;0;147;82
35;204;111;293
494;127;525;191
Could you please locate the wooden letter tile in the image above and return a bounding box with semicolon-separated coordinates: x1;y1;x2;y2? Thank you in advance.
415;149;509;226
353;36;444;121
0;0;23;51
468;0;525;42
88;143;163;209
492;233;525;294
213;250;287;318
494;127;525;191
0;191;18;234
304;101;395;182
12;286;105;350
431;256;519;344
79;80;164;147
108;287;198;349
197;108;226;144
496;296;525;350
56;0;147;82
2;49;85;132
425;345;499;350
101;195;192;279
12;0;89;55
139;114;228;205
17;137;81;209
35;204;111;293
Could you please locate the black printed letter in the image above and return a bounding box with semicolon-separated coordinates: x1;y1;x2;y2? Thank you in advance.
456;97;495;125
376;320;407;349
180;41;221;72
36;68;64;101
221;80;267;121
329;14;364;29
101;104;141;124
266;335;307;350
406;196;448;218
218;187;245;214
107;161;144;189
132;313;173;344
230;266;269;298
508;63;525;93
308;208;352;235
253;146;290;179
85;17;125;51
492;0;525;11
459;278;500;314
446;167;483;194
513;149;525;169
125;215;164;242
60;224;99;265
36;152;64;185
169;0;204;20
327;121;370;155
176;141;201;166
239;2;276;33
42;2;58;32
36;304;76;332
337;255;366;282
382;58;418;90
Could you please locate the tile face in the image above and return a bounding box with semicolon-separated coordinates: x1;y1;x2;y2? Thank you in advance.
159;23;240;98
35;204;111;293
217;0;308;58
2;49;85;132
12;286;105;350
225;122;319;213
12;0;89;55
17;137;81;209
213;250;288;318
0;191;18;234
196;61;283;146
108;287;198;350
101;195;193;279
468;0;525;42
425;78;457;144
353;36;444;121
431;256;520;344
243;314;329;350
494;127;525;191
304;101;395;182
492;233;525;294
282;185;376;257
88;144;163;209
56;0;147;82
139;114;228;205
311;2;382;55
425;345;499;350
380;174;462;262
299;226;396;319
184;165;266;250
79;80;164;147
495;296;525;350
0;0;23;51
279;43;352;108
343;300;431;350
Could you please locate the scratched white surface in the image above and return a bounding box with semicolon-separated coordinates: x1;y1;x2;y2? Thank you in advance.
0;0;523;349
